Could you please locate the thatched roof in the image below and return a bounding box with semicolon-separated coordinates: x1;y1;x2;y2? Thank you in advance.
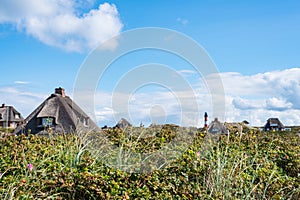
264;118;284;131
208;118;227;134
14;88;99;134
0;104;24;123
115;118;132;128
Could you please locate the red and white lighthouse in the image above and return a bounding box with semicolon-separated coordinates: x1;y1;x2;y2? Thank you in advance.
204;112;208;129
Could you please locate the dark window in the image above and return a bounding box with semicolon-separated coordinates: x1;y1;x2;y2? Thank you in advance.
212;128;219;133
83;118;89;127
37;117;55;127
42;118;54;126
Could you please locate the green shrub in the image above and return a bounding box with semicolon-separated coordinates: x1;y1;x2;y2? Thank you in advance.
0;128;299;199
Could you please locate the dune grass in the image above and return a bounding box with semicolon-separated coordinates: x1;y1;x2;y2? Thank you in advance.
0;127;299;199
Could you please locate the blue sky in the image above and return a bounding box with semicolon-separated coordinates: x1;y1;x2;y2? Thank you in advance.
0;0;300;126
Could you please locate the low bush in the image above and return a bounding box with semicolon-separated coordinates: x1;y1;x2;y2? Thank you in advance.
0;127;299;199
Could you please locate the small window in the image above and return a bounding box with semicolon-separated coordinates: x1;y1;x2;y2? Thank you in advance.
15;114;20;119
0;113;2;119
10;122;17;128
212;128;219;132
42;117;54;126
83;118;89;127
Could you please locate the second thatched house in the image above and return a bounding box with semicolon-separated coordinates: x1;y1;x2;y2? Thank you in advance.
15;87;99;134
208;118;228;134
0;104;24;129
115;118;132;129
263;118;285;131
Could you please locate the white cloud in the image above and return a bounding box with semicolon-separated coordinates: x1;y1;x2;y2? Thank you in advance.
176;69;197;77
95;107;115;122
232;97;262;110
266;97;292;111
14;81;30;85
218;68;300;125
0;0;123;52
1;68;300;127
72;68;300;127
177;17;189;26
216;72;271;96
0;86;46;118
219;68;300;109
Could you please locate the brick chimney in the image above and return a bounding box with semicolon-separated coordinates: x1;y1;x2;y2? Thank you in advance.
55;87;66;97
1;103;5;108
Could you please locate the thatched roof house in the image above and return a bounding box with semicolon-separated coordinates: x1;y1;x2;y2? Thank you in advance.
208;118;227;134
15;87;99;134
115;118;132;129
0;104;24;129
263;118;284;131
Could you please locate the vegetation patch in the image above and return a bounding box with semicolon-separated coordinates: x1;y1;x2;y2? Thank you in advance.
0;127;299;199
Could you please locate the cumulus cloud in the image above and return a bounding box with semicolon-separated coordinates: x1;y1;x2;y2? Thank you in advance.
0;86;46;117
93;90;204;127
95;107;115;125
218;68;300;108
220;68;300;125
216;72;271;96
203;68;300;125
232;98;261;110
266;97;292;111
1;68;300;127
0;0;123;52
